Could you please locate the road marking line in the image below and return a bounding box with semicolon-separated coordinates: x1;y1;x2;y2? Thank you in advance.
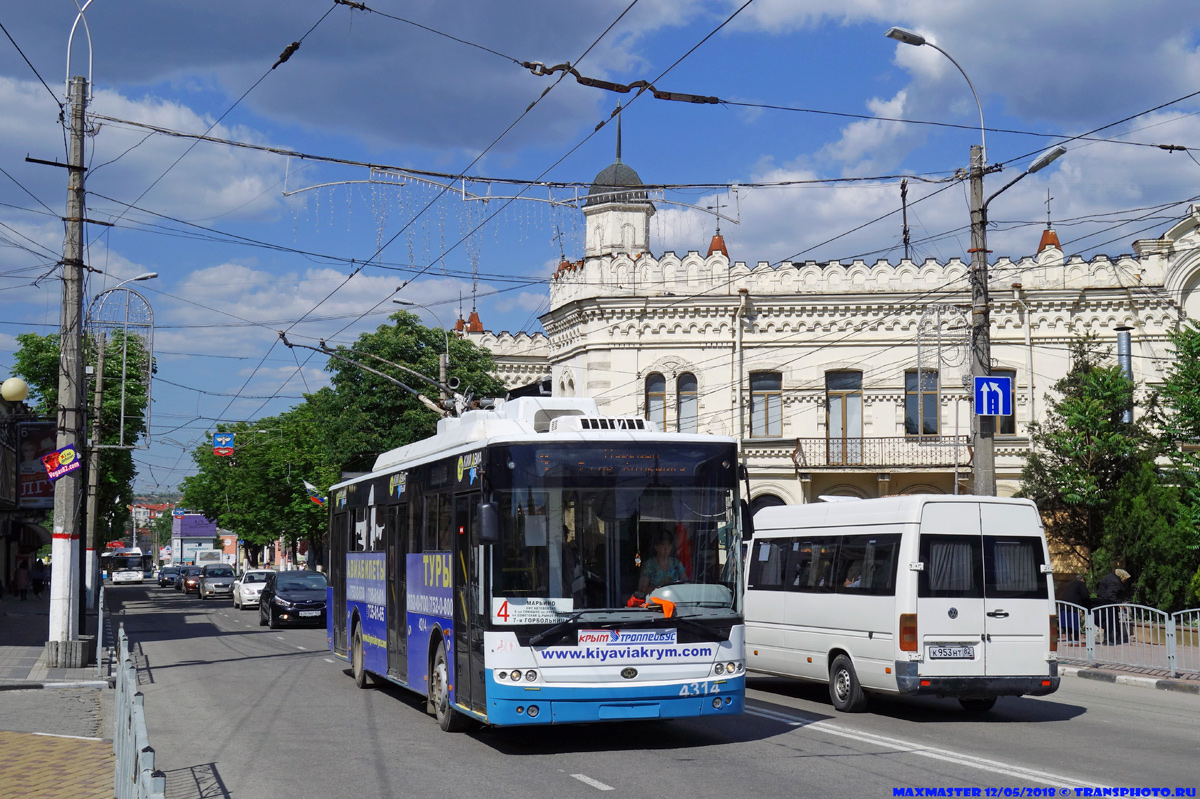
33;732;104;741
276;636;285;640
570;774;614;791
297;646;306;650
745;705;1090;788
324;658;336;663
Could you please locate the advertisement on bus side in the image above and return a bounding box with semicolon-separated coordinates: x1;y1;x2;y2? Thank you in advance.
406;552;454;700
346;552;387;676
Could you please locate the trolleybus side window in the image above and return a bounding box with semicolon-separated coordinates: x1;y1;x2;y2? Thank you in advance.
918;534;984;599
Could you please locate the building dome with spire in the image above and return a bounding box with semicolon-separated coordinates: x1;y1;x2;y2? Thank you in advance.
585;161;650;207
582;106;654;258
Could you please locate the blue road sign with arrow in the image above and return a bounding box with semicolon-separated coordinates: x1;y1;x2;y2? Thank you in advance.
974;375;1013;416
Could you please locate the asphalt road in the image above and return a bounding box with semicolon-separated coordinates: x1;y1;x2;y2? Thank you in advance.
106;583;1200;799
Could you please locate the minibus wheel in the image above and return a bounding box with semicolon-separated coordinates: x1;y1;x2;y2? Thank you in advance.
829;654;868;712
958;697;997;713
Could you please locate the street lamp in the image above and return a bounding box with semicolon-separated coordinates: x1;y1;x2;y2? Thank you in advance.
393;297;452;402
887;28;1066;496
1;377;29;403
884;27;985;161
110;271;158;291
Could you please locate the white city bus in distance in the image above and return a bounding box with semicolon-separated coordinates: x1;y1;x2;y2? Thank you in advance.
103;547;150;584
746;495;1059;713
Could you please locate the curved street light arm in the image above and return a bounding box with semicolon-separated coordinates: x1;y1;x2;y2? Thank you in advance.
922;41;985;162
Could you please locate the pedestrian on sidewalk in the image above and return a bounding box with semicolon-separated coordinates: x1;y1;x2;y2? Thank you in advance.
1057;573;1092;642
1095;566;1133;645
31;558;46;598
14;560;31;601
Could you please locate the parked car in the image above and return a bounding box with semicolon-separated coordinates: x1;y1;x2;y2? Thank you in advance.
179;566;202;595
232;569;272;610
259;570;327;629
157;566;180;588
198;564;236;600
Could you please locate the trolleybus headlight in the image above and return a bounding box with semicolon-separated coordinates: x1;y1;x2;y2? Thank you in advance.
525;670;537;682
713;663;725;675
511;671;522;683
712;698;723;709
727;661;739;673
527;705;539;718
498;671;507;681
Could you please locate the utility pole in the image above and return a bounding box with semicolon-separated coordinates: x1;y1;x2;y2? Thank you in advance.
47;75;88;663
84;332;105;609
968;143;996;497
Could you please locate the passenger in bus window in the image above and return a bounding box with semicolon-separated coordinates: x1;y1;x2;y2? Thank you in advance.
843;562;863;589
640;531;686;594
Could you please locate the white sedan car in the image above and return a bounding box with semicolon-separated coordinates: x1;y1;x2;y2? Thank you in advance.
232;569;273;610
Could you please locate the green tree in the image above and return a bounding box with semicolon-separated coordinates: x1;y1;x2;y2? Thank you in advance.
180;406;338;569
1017;335;1149;569
1093;458;1198;611
12;331;152;542
313;311;506;473
1156;319;1200;602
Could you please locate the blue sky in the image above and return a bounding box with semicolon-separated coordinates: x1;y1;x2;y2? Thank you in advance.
2;1;1198;492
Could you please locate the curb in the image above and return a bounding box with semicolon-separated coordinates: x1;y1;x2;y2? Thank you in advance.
1059;666;1200;695
0;680;112;691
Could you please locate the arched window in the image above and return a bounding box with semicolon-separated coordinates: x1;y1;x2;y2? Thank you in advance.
750;493;786;516
645;373;666;429
677;372;698;433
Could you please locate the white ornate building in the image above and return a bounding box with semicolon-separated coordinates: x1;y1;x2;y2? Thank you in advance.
468;149;1200;511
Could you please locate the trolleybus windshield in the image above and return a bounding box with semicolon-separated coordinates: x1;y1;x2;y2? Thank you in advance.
486;442;742;619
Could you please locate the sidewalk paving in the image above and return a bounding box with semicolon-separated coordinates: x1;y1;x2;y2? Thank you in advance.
0;591;114;799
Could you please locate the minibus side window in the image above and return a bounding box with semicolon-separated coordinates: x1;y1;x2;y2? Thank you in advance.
984;537;1049;599
748;539;787;590
836;535;900;596
918;534;984;599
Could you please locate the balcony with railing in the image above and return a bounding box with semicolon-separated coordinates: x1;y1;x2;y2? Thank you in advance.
792;436;972;470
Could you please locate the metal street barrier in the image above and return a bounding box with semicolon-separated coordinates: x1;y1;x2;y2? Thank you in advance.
1056;600;1200;678
113;624;165;799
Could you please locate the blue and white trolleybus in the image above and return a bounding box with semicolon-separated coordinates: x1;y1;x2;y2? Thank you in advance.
326;396;747;731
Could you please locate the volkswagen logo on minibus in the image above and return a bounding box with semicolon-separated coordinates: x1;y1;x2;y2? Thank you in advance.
948;607;959;619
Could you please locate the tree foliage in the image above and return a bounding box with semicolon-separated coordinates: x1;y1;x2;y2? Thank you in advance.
181;315;505;566
1093;459;1198;611
1017;335;1149;567
313;312;506;473
12;331;152;542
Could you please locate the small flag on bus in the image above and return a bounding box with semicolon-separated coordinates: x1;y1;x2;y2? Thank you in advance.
303;480;326;506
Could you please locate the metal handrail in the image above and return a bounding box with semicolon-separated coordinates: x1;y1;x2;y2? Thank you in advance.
113;625;165;799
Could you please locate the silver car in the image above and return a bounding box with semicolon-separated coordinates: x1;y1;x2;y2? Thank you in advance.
198;564;236;600
232;569;273;610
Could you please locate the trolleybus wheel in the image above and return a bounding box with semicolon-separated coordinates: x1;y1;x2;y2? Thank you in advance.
958;697;997;713
431;641;468;732
829;654;868;713
352;626;371;689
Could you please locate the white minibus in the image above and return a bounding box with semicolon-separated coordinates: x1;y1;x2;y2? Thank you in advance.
746;495;1059;712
